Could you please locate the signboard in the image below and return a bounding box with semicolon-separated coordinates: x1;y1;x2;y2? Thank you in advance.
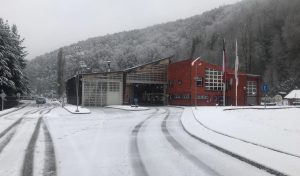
274;95;283;102
262;83;269;93
0;92;6;99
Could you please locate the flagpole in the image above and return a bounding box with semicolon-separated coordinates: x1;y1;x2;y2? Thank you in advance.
223;39;226;106
235;40;239;106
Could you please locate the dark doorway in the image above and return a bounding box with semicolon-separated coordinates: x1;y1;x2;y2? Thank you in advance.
133;84;164;105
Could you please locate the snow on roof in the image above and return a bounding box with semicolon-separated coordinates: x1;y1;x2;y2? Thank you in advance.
284;90;300;99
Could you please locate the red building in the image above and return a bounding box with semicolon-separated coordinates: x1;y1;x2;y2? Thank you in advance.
167;59;261;106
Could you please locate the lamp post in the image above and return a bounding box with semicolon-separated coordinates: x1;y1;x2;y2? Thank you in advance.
191;57;201;109
72;46;86;112
75;61;88;112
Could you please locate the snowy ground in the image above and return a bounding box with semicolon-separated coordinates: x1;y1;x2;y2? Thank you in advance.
1;103;297;176
181;106;300;176
43;107;154;176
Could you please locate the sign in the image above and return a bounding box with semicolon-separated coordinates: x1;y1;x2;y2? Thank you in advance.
262;84;269;93
274;95;283;102
0;92;6;99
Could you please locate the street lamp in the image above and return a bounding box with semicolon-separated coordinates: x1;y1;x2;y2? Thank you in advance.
75;60;88;112
191;57;201;109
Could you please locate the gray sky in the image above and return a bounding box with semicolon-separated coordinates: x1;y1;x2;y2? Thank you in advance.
0;0;239;60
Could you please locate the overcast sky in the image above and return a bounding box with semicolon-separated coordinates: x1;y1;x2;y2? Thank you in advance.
0;0;239;60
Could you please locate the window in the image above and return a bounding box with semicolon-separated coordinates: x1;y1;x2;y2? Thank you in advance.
197;95;209;100
174;94;181;99
214;96;223;103
205;68;223;91
182;94;191;99
196;77;203;87
247;81;257;96
109;82;119;92
178;80;182;85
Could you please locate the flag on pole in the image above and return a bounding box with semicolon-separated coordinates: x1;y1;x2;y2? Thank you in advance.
235;40;239;86
222;39;227;78
222;39;227;106
235;39;239;106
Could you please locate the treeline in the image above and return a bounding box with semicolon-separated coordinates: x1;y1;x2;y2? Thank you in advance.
0;19;28;95
26;0;300;96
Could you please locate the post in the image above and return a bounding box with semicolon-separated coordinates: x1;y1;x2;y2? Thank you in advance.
264;93;267;109
222;39;227;106
76;72;79;112
191;57;201;109
0;90;6;111
235;83;238;106
17;93;20;107
195;62;197;109
1;98;3;111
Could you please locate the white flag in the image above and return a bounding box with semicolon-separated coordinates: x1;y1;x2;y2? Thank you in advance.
235;40;239;106
235;40;239;86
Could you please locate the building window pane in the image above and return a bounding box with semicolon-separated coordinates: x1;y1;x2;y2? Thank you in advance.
196;77;203;87
247;81;257;96
182;94;191;99
205;68;223;91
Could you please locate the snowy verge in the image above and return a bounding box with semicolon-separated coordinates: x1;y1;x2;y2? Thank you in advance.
181;107;300;176
193;106;300;157
63;104;91;114
106;105;150;111
0;103;29;117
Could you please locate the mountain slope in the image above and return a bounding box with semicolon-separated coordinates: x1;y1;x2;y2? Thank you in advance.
25;0;300;96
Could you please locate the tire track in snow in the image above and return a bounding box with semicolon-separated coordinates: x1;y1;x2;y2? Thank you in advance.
130;108;159;176
160;108;221;176
181;109;288;176
193;108;300;159
0;108;41;155
42;118;57;176
22;116;42;176
21;107;55;176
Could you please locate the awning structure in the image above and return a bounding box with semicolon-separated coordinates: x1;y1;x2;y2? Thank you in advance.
284;90;300;99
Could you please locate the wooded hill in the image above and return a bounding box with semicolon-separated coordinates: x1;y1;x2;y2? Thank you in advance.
25;0;300;96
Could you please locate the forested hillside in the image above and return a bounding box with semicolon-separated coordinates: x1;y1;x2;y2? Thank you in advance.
25;0;300;96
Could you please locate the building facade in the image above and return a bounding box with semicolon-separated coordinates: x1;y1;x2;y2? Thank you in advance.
66;58;261;106
66;57;170;106
167;59;261;106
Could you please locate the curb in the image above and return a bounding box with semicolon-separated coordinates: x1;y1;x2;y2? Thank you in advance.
105;106;150;111
224;106;300;111
63;107;91;114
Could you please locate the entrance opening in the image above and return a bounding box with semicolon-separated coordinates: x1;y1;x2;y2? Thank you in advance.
133;84;164;105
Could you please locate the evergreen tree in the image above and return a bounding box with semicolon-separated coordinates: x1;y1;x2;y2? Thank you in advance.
0;18;28;95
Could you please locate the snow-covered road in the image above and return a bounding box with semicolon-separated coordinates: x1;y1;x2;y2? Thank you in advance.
1;103;291;176
0;103;57;176
38;106;274;176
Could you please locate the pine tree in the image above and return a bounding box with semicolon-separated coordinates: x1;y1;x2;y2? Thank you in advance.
0;18;28;95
